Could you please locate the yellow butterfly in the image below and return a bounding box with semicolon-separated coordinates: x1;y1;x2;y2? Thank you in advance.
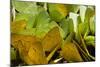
11;34;47;65
42;27;62;52
11;20;26;33
60;42;83;62
11;26;62;64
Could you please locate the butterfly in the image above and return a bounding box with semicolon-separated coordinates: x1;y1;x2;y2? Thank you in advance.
11;26;62;64
42;26;62;52
11;34;47;65
60;42;83;62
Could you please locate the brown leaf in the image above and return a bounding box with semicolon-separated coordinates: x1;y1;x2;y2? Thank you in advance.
11;34;48;64
42;27;62;52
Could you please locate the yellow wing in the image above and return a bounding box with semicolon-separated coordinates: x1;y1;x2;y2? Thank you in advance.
42;27;62;52
11;34;48;64
60;42;83;62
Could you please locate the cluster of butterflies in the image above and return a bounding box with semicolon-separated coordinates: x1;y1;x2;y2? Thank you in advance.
11;26;84;65
11;1;95;66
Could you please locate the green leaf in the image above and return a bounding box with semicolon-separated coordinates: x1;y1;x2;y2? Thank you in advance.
90;16;95;35
79;6;87;22
15;13;37;29
48;3;67;22
15;13;31;21
35;11;50;28
34;10;65;38
66;4;79;13
69;12;79;32
85;7;95;23
13;0;40;29
75;16;82;43
78;22;88;36
79;6;95;35
13;1;38;15
84;36;95;46
26;16;36;29
34;11;51;38
60;18;74;38
64;32;74;43
77;16;82;25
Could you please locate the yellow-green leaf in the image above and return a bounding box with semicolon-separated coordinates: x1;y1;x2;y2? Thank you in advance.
48;3;67;22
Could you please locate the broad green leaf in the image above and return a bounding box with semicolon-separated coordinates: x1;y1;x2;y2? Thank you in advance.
13;1;38;16
34;11;51;38
15;4;46;29
15;13;37;29
15;13;31;21
26;16;36;29
66;4;79;13
35;11;50;28
60;18;74;38
48;3;67;22
13;0;39;29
